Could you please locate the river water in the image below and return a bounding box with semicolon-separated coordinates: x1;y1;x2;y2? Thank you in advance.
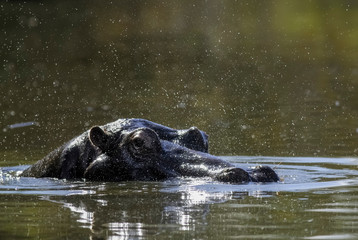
2;1;358;239
1;156;358;239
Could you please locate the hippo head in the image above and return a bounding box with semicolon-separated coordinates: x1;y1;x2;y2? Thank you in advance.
84;126;279;183
84;126;229;182
84;126;178;181
20;118;279;183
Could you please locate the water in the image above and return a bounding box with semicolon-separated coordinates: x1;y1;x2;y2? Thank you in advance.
1;156;358;239
2;1;358;239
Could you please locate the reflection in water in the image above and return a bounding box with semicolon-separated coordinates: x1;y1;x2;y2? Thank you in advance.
106;223;144;240
2;1;358;239
304;235;358;240
1;157;358;239
0;166;95;195
1;156;358;239
163;184;223;231
46;196;95;228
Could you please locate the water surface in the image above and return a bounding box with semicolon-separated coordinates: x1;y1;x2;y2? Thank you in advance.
1;156;358;239
2;1;358;239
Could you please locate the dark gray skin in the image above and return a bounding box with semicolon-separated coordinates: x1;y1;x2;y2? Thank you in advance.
21;118;279;183
21;118;209;179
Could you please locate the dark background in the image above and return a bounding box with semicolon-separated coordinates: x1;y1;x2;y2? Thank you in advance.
2;0;358;165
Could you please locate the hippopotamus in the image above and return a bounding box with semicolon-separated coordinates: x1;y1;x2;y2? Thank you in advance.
21;118;279;183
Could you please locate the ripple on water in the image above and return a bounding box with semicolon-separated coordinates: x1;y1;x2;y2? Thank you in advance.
1;156;358;197
1;157;358;240
0;165;95;195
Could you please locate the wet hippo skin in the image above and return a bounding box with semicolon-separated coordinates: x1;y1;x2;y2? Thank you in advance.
21;118;279;183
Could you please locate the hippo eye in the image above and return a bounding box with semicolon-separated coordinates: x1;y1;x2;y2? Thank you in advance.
127;128;162;155
132;137;145;149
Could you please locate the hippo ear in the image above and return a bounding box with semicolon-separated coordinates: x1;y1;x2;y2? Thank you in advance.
89;126;110;151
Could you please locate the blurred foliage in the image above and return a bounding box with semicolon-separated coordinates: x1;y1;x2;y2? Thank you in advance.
1;0;358;160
